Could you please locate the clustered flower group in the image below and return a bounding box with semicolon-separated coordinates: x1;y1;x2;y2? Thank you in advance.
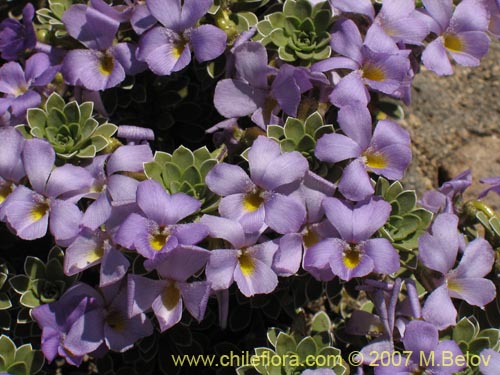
0;0;499;373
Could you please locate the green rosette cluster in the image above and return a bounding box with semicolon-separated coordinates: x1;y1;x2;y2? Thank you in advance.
375;178;433;270
36;0;82;40
0;260;12;331
452;317;500;375
19;92;117;160
255;0;333;65
237;312;347;375
267;112;333;160
144;146;219;213
0;335;44;375
9;247;77;311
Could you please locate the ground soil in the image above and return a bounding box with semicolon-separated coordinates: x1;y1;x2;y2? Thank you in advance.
402;38;500;210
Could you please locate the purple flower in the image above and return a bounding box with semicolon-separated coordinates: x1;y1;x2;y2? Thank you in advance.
81;144;153;231
419;213;497;329
128;245;210;331
64;228;130;288
421;0;490;75
0;127;25;220
4;139;92;243
214;42;329;128
0;53;58;125
479;349;500;375
114;179;207;269
315;105;411;201
479;175;500;198
31;283;105;366
420;170;471;214
373;320;465;374
136;0;227;76
374;0;430;45
312;19;411;107
61;5;146;90
0;3;36;61
272;171;336;276
303;197;399;282
205;136;308;234
201;215;279;297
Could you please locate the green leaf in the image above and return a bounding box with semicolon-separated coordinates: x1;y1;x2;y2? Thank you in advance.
267;328;282;348
278;46;296;62
453;317;478;343
305;111;323;135
314;125;334;140
256;20;273;36
45;92;65;112
469;338;491;356
20;290;40;308
395;191;417;213
7;361;28;375
254;348;276;374
284;118;305;141
296;337;317;361
154;151;172;164
172;146;195;170
90;134;109;152
63;101;80;123
27;109;47;130
267;12;285;28
385;181;404;201
0;293;11;310
296;135;315;152
270;28;288;46
267;125;285;140
284;0;312;19
311;311;331;333
162;162;182;186
280;139;296;152
93;123;118;138
76;144;97;158
144;161;163;182
24;257;45;280
182;166;202;187
489;216;500;236
275;332;296;356
79;101;93;120
9;275;29;294
47;108;66;128
313;9;332;33
193;147;212;164
81;118;99;139
199;159;217;178
0;335;16;364
477;329;500;348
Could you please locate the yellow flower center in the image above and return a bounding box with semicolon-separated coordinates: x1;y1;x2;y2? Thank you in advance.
149;226;170;251
99;53;115;76
303;227;320;249
0;183;13;204
363;150;387;169
239;251;255;276
447;278;461;293
106;311;126;332
31;202;50;222
343;246;362;270
162;282;181;310
444;34;463;53
87;244;105;263
362;64;386;82
243;190;264;212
